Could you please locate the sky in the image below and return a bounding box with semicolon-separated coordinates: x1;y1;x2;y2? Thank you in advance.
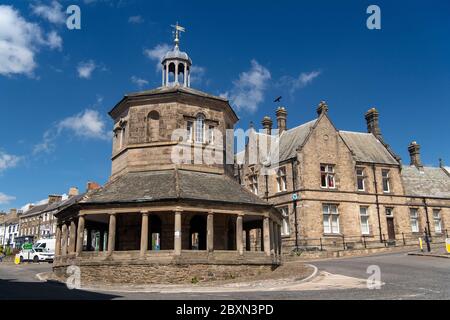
0;0;449;211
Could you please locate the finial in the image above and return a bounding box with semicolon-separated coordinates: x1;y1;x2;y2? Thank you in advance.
439;158;444;168
171;22;185;49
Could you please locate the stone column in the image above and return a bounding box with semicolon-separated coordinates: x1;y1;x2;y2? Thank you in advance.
174;210;182;255
165;62;169;85
107;213;116;256
75;215;85;256
278;224;282;255
61;224;68;257
162;64;165;86
236;215;243;255
269;220;275;255
69;220;77;254
207;212;214;253
183;63;188;87
55;225;61;256
273;221;279;255
175;62;179;84
140;211;149;258
263;217;271;256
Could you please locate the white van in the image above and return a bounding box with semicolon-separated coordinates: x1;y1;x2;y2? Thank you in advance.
34;239;55;253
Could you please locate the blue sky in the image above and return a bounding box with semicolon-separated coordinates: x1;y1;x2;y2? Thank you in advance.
1;0;449;211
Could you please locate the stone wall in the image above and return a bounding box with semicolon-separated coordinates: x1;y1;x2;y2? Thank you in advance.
54;263;275;285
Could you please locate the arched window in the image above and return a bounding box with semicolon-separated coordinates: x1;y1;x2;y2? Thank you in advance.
195;114;205;143
148;111;160;142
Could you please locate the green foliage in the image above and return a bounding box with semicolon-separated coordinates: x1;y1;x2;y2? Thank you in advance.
191;276;199;284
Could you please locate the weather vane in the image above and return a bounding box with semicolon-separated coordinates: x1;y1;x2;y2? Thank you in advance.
171;22;185;49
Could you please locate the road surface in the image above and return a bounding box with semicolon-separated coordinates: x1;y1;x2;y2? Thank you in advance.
0;252;448;299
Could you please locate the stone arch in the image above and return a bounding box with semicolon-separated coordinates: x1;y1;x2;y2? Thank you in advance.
147;110;160;142
189;215;206;250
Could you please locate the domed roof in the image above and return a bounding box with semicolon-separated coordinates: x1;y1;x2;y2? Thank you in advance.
162;47;192;64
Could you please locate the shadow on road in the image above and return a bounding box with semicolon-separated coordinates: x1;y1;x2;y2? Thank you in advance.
0;278;120;300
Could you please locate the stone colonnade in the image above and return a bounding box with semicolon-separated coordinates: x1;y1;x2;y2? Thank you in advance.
55;209;282;258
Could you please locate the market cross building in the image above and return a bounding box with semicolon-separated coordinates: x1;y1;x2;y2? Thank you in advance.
53;25;283;285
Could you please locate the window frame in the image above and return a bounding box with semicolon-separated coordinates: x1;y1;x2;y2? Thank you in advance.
320;164;336;189
276;166;287;192
249;174;258;195
186;120;193;142
359;206;370;235
356;167;365;191
381;169;391;193
409;208;419;233
433;209;442;234
195;114;205;144
323;204;340;234
279;206;290;236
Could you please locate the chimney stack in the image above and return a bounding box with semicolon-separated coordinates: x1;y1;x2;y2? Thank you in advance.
261;116;273;135
48;195;62;204
408;141;423;168
68;187;79;197
316;101;329;116
276;107;287;134
365;108;382;140
86;181;101;192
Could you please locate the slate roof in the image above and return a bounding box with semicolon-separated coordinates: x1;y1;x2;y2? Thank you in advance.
339;131;399;165
278;119;317;161
82;170;270;206
401;166;450;198
22;194;86;217
22;203;50;217
126;85;227;102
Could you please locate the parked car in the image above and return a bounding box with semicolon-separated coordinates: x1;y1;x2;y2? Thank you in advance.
34;239;55;252
17;247;54;263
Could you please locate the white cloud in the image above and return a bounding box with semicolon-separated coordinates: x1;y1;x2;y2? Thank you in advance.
0;5;60;76
280;70;321;94
221;60;271;113
0;151;21;173
46;30;62;50
128;15;144;24
190;66;206;85
32;130;55;155
131;76;148;88
31;1;65;25
57;109;109;140
0;192;15;205
77;60;96;79
144;43;171;71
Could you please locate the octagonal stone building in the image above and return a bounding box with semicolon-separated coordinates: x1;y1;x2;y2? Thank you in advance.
53;28;282;285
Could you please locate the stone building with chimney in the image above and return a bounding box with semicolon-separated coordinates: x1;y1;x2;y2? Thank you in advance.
53;25;282;285
236;103;450;251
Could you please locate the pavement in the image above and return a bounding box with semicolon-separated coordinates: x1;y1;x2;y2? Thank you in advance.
0;251;449;300
407;247;449;258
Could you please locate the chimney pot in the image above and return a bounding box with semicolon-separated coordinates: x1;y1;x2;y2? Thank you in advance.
316;101;329;116
86;181;101;192
48;195;62;204
261;116;273;135
408;141;423;168
68;187;79;197
365;107;382;140
276;106;287;134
